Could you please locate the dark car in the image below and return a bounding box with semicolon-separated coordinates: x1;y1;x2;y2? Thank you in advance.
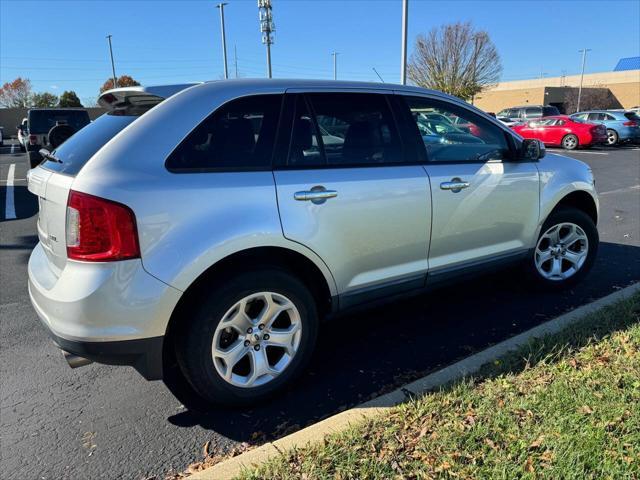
22;108;91;168
497;105;561;123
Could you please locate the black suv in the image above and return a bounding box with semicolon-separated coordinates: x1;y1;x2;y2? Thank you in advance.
497;105;560;123
21;108;91;168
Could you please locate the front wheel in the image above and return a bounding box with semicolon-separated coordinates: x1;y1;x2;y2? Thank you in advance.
606;129;618;146
176;269;319;406
562;134;579;150
524;207;598;290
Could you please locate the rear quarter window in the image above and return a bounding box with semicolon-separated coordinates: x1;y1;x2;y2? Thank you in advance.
166;94;282;172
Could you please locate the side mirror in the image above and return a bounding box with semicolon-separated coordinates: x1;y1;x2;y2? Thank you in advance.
521;138;545;161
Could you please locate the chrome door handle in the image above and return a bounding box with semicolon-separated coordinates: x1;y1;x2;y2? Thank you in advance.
294;189;338;203
440;179;470;192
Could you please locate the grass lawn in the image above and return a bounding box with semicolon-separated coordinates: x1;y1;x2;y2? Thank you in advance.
239;291;640;480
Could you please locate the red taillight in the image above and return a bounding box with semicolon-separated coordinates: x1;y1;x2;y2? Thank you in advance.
29;134;37;145
66;190;140;261
623;120;638;126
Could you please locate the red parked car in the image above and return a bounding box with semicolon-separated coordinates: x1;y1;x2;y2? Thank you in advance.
511;115;608;150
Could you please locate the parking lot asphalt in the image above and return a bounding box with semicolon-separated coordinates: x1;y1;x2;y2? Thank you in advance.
1;141;639;479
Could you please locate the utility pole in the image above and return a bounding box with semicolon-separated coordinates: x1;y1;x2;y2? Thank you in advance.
331;52;339;80
258;0;275;78
470;34;479;105
234;45;238;78
106;34;117;89
216;3;229;79
576;48;591;112
373;67;385;83
400;0;408;84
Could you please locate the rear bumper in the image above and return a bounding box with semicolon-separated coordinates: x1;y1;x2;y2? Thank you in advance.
48;330;164;380
28;242;182;380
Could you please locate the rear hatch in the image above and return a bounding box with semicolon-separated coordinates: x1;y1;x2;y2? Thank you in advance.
27;84;197;276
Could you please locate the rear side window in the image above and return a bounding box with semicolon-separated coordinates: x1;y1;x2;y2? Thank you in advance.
29;110;90;133
42;113;137;176
624;112;640;121
542;106;560;116
402;95;509;163
525;107;542;117
285;92;402;168
166;94;282;172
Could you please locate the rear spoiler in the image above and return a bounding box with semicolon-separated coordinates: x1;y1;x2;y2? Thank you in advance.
98;83;201;112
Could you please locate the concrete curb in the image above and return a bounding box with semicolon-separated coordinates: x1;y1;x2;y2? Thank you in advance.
190;282;640;480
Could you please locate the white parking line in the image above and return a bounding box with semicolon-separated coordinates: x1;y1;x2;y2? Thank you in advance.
5;163;16;219
599;184;640;196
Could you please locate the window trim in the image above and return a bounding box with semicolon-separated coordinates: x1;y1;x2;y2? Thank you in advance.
164;93;285;174
398;94;523;165
274;92;413;171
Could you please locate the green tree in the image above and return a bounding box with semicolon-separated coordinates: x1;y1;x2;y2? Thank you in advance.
408;22;502;101
58;90;83;107
31;92;59;107
100;75;141;93
0;77;32;107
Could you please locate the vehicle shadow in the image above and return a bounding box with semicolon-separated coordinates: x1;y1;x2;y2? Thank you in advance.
167;241;640;444
0;185;38;222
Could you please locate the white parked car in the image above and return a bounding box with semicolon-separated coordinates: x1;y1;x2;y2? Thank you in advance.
28;80;599;406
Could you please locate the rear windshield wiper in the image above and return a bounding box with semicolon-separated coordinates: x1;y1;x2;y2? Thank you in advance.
39;148;62;164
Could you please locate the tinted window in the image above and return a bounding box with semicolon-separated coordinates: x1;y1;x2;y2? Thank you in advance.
29;110;90;133
42;113;137;176
542;106;560;116
286;93;402;167
604;114;616;121
167;94;282;171
525;107;542;117
403;96;509;163
624;112;640;121
588;113;604;121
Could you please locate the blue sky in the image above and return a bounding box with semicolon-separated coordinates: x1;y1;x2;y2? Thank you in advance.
1;0;638;105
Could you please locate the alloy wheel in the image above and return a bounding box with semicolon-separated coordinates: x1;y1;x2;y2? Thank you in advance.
563;135;578;149
211;292;302;388
535;222;589;281
606;130;617;146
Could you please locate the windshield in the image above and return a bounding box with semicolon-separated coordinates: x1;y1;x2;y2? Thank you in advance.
41;113;137;176
29;110;90;133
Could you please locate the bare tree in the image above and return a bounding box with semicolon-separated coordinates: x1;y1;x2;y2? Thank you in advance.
0;77;33;107
408;22;502;101
563;87;621;113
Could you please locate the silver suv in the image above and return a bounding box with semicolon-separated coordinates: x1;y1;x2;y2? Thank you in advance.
27;80;599;406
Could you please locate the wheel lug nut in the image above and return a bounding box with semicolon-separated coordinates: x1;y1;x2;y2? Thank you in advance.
258;324;264;330
254;345;260;351
263;334;270;340
244;340;250;347
247;327;253;334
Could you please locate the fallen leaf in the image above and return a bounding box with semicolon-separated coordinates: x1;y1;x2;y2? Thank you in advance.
529;435;544;449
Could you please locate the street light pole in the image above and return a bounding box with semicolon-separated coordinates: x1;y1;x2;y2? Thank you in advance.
106;34;117;89
216;3;229;80
400;0;408;85
331;52;339;80
577;48;591;112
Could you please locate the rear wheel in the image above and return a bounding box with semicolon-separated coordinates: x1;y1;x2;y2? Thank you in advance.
176;269;318;406
524;207;598;290
561;134;579;150
606;129;618;146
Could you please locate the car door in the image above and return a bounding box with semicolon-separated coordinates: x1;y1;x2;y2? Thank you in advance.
398;94;540;278
273;91;432;306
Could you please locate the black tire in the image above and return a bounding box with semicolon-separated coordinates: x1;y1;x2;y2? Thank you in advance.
28;150;43;169
176;269;319;406
561;134;579;150
606;129;618;146
19;143;26;152
524;207;598;290
47;124;76;148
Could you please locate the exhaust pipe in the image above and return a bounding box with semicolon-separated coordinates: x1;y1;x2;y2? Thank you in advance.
62;350;93;369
